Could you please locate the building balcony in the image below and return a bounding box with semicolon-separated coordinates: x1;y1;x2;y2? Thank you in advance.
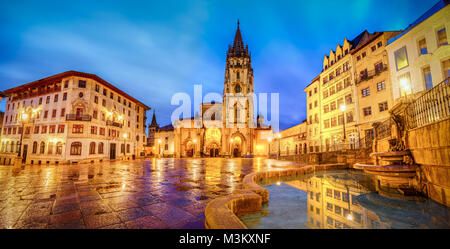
355;64;388;84
106;120;123;128
66;114;92;121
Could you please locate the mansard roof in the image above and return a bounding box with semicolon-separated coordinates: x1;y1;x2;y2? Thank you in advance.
4;70;150;110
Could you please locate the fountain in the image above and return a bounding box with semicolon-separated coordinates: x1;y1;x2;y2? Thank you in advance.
354;99;419;194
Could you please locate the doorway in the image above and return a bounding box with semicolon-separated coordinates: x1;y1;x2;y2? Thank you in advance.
233;148;240;157
209;148;219;157
110;143;116;160
22;145;28;163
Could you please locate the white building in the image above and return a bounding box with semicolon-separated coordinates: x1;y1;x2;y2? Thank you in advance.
386;0;450;101
0;71;150;165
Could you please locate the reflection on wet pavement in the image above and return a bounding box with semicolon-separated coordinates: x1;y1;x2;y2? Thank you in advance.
0;158;300;229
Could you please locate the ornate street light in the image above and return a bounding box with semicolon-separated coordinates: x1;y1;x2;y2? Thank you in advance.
340;104;346;151
157;139;162;157
276;133;281;159
122;133;127;157
193;138;197;157
229;138;234;157
267;137;272;158
17;112;29;157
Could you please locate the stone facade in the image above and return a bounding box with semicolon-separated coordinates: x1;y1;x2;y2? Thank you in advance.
0;71;150;165
386;2;450;101
150;22;272;158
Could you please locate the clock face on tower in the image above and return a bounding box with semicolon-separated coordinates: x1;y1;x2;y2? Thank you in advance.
234;84;241;93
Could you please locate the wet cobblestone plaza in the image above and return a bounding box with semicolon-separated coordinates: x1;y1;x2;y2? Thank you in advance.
0;158;298;229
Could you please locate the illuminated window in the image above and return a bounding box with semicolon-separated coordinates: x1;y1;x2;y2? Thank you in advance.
394;46;408;70
418;38;427;55
363;107;372;116
70;142;82;155
398;72;412;96
379;102;388;112
377;81;386;91
89;142;96;154
442;59;450;79
423;66;433;90
78;80;86;88
39;142;45;154
56;142;63;154
361;87;370;97
437;27;448;47
98;142;104;154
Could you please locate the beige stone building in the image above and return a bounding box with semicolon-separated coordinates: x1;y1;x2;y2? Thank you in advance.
268;121;308;157
353;31;401;146
0;71;150;165
317;34;360;151
386;0;450;102
305;30;403;152
149;22;272;158
304;76;321;153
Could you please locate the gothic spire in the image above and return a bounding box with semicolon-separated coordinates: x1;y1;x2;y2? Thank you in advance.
228;19;249;58
150;110;158;127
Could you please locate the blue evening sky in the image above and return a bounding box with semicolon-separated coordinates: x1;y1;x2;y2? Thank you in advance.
0;0;436;130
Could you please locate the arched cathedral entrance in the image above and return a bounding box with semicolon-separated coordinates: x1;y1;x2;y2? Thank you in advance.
230;133;245;157
205;127;221;157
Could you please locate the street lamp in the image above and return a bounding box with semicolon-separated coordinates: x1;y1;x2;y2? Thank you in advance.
229;138;234;157
267;137;272;158
400;77;411;97
17;113;29;157
193;138;197;157
157;139;162;157
276;133;281;159
122;133;127;157
340;104;346;151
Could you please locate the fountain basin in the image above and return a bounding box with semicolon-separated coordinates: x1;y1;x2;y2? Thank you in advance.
353;163;417;188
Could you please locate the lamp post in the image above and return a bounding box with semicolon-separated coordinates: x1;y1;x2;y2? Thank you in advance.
229;138;233;158
340;104;346;151
276;133;281;159
17;113;29;157
122;133;127;159
157;139;161;158
193;138;197;157
267;137;272;158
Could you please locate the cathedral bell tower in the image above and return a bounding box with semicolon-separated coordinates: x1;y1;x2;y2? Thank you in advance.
223;20;255;128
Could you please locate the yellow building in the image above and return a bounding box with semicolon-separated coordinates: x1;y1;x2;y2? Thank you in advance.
269;121;308;157
286;174;391;229
318;35;358;151
304;76;321;153
353;31;401;147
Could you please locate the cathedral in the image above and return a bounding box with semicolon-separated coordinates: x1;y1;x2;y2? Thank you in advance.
148;21;272;158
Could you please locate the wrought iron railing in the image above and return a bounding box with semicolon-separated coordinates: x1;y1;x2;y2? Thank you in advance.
375;118;392;140
355;64;388;84
66;114;92;121
406;77;450;129
106;120;123;128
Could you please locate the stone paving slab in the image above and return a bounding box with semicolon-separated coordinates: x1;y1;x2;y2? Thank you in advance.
0;158;303;229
